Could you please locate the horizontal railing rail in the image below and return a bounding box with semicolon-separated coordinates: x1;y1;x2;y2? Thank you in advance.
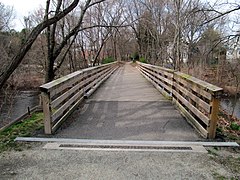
40;62;119;134
136;62;175;99
137;61;223;139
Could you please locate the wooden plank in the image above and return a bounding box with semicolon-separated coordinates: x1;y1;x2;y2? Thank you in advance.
172;89;210;125
153;67;174;79
85;79;97;91
138;68;171;98
150;72;172;93
140;66;172;92
141;66;173;86
85;66;118;98
140;64;174;78
41;92;52;134
52;97;84;133
84;66;110;83
49;74;84;99
144;65;174;78
41;62;118;93
174;71;223;95
40;70;83;92
84;68;111;91
82;66;108;79
51;81;85;108
137;61;175;73
52;89;84;122
174;75;212;100
173;98;208;138
84;67;110;85
207;98;220;139
173;82;211;113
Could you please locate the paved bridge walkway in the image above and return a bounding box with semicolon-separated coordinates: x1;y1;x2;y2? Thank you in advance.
55;63;201;141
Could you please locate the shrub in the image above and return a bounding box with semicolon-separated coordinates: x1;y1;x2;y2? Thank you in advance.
131;52;139;62
102;57;115;64
139;57;147;63
230;122;240;131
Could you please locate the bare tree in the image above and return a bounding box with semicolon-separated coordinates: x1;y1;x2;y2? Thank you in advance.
0;2;14;31
0;0;80;89
43;0;107;82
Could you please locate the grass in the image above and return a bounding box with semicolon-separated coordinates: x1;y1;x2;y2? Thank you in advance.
213;172;227;180
209;146;240;179
0;112;44;153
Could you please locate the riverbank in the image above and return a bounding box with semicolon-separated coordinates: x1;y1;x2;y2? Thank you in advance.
0;91;40;129
217;109;240;143
0;112;43;153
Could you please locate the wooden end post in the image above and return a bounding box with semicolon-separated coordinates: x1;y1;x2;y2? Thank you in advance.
41;91;52;134
208;96;220;139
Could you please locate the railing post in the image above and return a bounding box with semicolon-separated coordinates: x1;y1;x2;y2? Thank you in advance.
208;96;220;139
41;91;52;134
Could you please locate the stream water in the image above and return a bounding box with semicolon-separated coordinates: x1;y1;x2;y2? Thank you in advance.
221;97;240;119
0;91;39;128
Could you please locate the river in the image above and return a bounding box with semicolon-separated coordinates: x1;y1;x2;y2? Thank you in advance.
0;91;39;128
221;97;240;119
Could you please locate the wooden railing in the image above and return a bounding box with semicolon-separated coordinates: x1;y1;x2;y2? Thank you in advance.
40;62;119;134
137;61;223;139
136;62;175;99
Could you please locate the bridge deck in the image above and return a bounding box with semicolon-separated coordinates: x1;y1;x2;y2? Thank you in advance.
56;63;201;141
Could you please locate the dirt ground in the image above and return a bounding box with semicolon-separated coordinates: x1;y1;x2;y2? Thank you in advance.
0;142;239;180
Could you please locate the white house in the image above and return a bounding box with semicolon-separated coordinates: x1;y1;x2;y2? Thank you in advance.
167;42;188;63
226;39;240;62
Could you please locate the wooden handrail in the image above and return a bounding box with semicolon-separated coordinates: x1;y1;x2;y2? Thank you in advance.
40;62;119;134
40;62;117;92
137;61;223;139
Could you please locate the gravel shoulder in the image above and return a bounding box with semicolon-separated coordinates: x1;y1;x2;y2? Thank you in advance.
0;142;239;180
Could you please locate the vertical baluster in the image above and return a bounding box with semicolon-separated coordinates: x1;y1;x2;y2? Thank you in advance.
208;95;220;138
41;91;52;134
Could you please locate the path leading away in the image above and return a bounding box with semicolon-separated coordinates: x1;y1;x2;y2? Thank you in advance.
56;62;201;141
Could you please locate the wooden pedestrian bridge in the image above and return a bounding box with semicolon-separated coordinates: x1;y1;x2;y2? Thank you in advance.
40;61;223;140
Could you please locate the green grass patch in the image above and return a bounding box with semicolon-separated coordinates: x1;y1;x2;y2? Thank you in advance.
0;112;44;153
102;57;115;64
213;172;227;180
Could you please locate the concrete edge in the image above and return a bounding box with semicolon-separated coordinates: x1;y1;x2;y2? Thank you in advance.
15;137;239;147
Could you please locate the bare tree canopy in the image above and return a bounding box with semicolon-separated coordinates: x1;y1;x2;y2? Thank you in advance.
0;0;240;90
0;0;80;89
0;2;15;31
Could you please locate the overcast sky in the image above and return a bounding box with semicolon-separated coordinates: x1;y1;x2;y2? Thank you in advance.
0;0;45;31
0;0;238;32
